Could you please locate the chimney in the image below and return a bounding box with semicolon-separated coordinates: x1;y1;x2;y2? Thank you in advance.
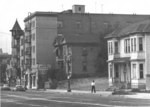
72;5;85;13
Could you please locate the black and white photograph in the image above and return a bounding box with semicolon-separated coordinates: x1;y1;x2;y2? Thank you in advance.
0;0;150;107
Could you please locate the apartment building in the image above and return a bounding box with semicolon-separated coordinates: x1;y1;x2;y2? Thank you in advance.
106;20;150;90
23;12;57;89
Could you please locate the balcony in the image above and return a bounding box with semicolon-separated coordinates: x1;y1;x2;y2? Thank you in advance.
25;48;31;55
25;38;31;43
25;24;31;32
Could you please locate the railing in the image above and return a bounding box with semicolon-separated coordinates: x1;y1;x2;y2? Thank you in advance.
25;38;31;43
114;53;120;58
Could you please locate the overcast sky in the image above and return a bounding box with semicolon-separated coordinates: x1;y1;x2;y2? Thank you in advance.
0;0;150;54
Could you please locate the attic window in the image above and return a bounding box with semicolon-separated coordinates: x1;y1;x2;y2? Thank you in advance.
78;7;81;11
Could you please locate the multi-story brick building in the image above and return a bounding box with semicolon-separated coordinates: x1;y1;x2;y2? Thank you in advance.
16;5;150;89
23;12;57;89
106;20;150;90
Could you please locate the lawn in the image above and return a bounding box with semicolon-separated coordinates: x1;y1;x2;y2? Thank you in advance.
57;77;109;91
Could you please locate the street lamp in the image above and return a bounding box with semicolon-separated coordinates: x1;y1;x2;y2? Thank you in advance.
66;53;72;92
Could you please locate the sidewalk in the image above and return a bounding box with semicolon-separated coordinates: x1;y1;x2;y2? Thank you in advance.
124;93;150;99
46;89;112;96
27;89;150;99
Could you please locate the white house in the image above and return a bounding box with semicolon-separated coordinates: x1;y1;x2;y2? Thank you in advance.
106;20;150;90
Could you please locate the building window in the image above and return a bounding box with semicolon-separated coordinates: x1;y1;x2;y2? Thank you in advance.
131;38;136;52
57;21;63;28
32;21;35;28
139;64;144;79
82;62;87;72
21;49;24;56
32;33;35;41
139;37;143;51
78;7;81;11
82;48;88;56
32;58;35;65
21;38;24;45
114;41;119;54
76;21;81;29
132;64;136;79
124;39;130;53
134;38;136;52
32;46;35;53
131;38;134;52
108;42;113;54
21;60;24;66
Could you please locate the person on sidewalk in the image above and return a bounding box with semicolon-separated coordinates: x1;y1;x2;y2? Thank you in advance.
91;80;96;93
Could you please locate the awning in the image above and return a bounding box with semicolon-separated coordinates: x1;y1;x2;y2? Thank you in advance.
107;57;130;63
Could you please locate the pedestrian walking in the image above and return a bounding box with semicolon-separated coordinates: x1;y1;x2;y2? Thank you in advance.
91;80;96;93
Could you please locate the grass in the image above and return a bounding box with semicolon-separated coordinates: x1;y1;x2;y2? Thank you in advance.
57;77;109;91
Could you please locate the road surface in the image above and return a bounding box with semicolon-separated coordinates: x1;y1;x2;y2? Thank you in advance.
1;90;150;107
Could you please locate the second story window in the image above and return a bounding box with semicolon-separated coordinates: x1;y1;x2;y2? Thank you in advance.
108;42;113;54
139;37;143;51
131;38;136;52
134;38;136;52
124;39;130;53
114;41;119;54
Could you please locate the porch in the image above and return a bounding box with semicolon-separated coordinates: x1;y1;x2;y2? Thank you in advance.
108;57;131;89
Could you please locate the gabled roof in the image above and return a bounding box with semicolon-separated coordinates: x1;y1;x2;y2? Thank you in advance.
10;19;23;31
106;20;150;39
10;20;24;39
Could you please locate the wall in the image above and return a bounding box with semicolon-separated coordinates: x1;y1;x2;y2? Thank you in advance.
71;44;99;76
36;16;57;66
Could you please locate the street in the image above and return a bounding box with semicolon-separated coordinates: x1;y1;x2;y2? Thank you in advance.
1;90;150;107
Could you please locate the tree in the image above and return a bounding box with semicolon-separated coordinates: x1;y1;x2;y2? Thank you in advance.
0;64;7;83
95;23;114;76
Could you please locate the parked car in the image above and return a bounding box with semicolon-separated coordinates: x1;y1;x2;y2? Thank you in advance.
12;85;26;91
1;84;11;91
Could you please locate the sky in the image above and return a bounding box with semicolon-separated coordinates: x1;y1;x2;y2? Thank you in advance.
0;0;150;54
